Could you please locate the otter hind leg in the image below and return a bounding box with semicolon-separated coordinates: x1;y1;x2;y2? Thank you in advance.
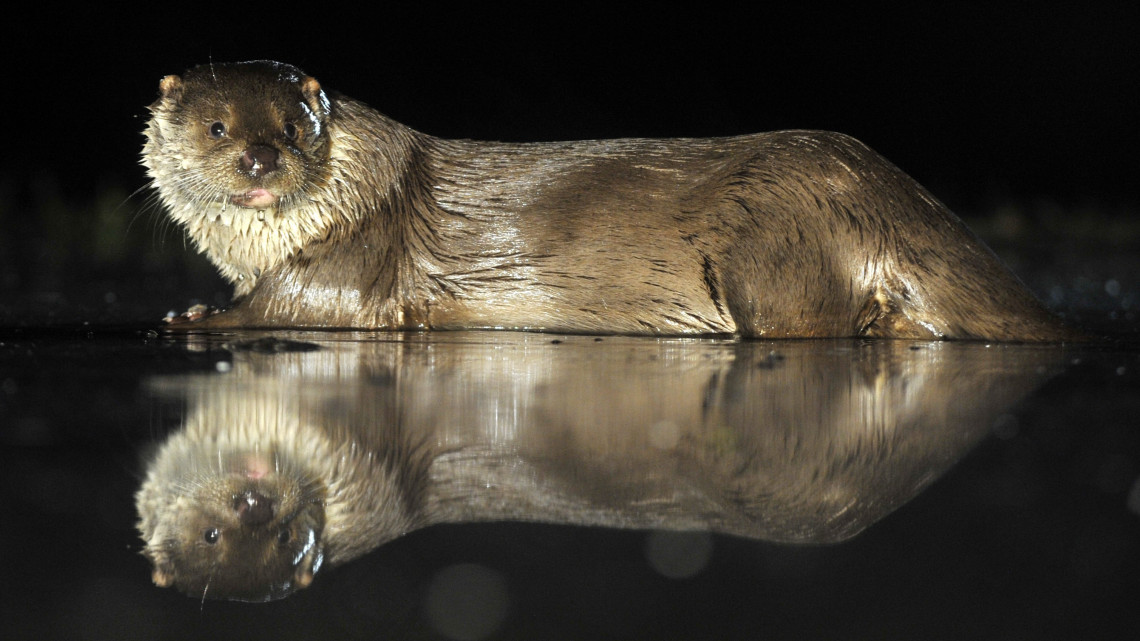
856;284;943;339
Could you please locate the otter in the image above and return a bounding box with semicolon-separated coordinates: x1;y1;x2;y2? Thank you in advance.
136;334;1068;601
143;60;1075;340
135;377;420;602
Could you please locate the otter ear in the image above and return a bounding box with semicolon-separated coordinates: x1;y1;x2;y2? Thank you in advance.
300;77;330;121
157;74;184;103
144;544;176;588
293;566;315;590
151;562;175;588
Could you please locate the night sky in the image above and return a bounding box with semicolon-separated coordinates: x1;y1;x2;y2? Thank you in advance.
4;5;1136;216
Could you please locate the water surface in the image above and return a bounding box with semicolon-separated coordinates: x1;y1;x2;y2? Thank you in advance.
1;329;1137;639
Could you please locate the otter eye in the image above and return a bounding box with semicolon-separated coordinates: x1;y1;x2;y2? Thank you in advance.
282;122;298;140
208;121;227;139
204;527;220;544
277;528;291;544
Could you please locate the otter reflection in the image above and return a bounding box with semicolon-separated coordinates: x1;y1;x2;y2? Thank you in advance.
138;333;1066;601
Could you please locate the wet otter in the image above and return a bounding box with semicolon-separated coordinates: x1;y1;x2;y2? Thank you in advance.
135;376;422;602
143;60;1075;340
136;335;1068;601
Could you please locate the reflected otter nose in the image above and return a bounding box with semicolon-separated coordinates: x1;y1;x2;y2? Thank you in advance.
242;145;279;176
234;491;274;526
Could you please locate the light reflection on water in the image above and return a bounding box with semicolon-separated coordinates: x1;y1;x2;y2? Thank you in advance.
138;331;1069;610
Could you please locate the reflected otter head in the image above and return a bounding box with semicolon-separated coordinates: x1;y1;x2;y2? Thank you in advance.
136;448;327;602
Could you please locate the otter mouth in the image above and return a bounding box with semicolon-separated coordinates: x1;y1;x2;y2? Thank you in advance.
231;189;279;209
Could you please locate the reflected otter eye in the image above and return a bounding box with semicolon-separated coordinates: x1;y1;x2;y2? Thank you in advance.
208;121;226;139
277;528;291;544
203;528;220;544
283;122;298;140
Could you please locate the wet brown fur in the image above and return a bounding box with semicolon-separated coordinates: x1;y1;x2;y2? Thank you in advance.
143;60;1076;340
135;380;430;601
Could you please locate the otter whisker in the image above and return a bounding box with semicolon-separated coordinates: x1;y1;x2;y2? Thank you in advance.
200;572;211;611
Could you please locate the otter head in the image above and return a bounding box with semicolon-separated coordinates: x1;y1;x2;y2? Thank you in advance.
142;60;335;296
136;449;328;602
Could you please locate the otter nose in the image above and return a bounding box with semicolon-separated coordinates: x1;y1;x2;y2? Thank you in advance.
241;145;279;177
234;491;274;526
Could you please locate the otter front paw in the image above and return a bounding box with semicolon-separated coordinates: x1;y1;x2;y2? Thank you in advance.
163;304;223;325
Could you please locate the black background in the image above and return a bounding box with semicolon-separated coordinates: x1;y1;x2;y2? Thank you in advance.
3;4;1137;214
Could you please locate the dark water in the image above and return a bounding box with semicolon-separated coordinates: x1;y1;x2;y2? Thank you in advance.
1;325;1138;640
